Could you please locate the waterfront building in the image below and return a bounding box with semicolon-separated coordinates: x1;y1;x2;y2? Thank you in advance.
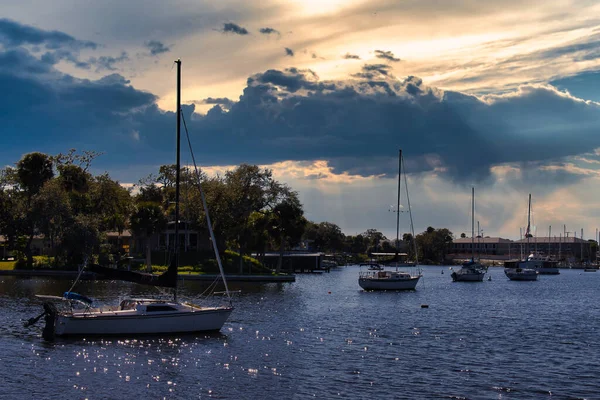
450;236;596;261
450;237;513;258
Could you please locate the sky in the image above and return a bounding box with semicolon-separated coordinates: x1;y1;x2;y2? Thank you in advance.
2;0;600;242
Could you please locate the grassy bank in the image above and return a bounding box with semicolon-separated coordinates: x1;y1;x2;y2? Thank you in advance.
0;261;15;270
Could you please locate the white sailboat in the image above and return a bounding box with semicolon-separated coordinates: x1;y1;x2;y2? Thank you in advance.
451;187;487;282
359;149;421;291
504;194;538;281
28;60;233;339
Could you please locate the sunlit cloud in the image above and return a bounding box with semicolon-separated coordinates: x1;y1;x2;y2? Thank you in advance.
4;1;600;240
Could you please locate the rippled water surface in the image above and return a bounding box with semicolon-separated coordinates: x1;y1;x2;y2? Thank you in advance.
1;266;599;399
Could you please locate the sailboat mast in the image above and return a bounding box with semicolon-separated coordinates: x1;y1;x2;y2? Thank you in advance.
581;228;584;262
549;225;552;258
527;193;531;257
478;221;481;259
396;149;401;257
471;187;474;261
174;59;181;301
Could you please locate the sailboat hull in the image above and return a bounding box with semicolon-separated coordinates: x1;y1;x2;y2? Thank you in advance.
504;268;538;281
451;271;485;282
53;306;233;337
537;267;560;275
359;272;421;290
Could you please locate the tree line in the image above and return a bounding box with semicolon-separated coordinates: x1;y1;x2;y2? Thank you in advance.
0;150;456;270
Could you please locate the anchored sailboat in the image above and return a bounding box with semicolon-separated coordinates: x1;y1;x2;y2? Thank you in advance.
504;194;538;281
28;60;233;339
359;149;421;290
451;187;487;282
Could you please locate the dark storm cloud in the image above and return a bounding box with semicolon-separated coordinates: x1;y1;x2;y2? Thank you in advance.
284;47;294;56
190;69;600;184
0;43;157;170
3;21;600;186
0;18;96;50
259;27;280;35
145;40;171;56
375;49;400;62
222;22;249;35
0;19;128;72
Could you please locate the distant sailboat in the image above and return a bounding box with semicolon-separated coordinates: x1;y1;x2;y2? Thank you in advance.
504;194;538;281
451;187;487;282
359;149;421;291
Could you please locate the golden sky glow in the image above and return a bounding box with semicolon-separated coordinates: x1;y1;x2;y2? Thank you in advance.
4;0;600;240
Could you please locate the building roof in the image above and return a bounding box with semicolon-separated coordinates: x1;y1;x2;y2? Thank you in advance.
452;237;512;244
514;236;589;244
452;236;593;244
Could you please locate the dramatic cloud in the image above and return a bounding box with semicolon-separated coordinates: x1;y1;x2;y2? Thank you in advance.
222;22;249;35
3;21;600;193
145;40;171;56
351;63;393;79
199;97;235;109
0;45;157;168
40;49;91;69
0;18;99;71
259;27;280;35
284;47;294;57
0;18;96;50
88;51;129;72
375;50;400;62
194;69;600;185
343;53;361;60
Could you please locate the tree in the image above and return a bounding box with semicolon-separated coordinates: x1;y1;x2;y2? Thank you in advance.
31;180;73;259
343;234;368;254
16;152;54;196
303;221;345;253
130;202;167;271
402;233;417;261
363;228;387;254
268;194;307;273
460;233;466;238
379;240;397;253
56;164;92;216
223;164;288;273
90;173;133;234
0;186;23;258
58;215;101;269
415;227;454;264
136;184;164;205
14;152;55;267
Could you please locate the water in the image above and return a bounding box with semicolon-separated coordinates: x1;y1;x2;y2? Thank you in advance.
1;266;599;399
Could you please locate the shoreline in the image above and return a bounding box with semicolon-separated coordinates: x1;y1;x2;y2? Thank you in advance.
0;269;295;282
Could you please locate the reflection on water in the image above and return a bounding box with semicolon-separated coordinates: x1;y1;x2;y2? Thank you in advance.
1;267;600;399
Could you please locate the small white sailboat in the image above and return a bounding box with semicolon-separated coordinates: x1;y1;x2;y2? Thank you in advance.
504;194;538;281
358;269;420;290
359;149;421;291
28;60;233;339
451;187;487;282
